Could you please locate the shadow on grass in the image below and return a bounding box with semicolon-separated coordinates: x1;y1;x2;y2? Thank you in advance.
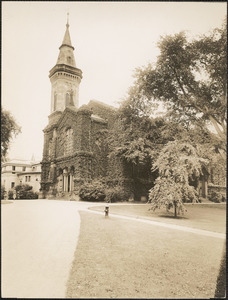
214;245;226;298
158;214;188;220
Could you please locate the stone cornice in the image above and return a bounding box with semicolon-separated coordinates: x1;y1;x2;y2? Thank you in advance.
49;64;82;78
43;124;58;133
55;151;94;163
59;44;74;50
17;171;41;175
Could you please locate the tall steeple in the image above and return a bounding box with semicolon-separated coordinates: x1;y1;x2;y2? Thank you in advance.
49;15;82;114
60;13;73;48
56;14;76;67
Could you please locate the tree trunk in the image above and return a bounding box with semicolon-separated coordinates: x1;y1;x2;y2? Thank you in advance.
174;201;177;218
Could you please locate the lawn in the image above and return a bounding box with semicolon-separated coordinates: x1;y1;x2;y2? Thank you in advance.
66;209;225;298
89;203;226;233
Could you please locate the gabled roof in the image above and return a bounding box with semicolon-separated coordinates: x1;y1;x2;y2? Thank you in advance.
88;99;118;111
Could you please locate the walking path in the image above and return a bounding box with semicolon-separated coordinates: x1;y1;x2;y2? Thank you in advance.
86;206;226;239
1;200;87;298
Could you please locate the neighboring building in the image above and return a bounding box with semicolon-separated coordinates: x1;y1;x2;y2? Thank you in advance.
1;159;41;193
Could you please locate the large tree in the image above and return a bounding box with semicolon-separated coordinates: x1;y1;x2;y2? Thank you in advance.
149;141;208;217
108;97;216;168
108;98;188;170
128;21;227;159
1;108;21;161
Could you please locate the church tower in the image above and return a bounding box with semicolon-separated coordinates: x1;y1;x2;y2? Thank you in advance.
49;16;82;114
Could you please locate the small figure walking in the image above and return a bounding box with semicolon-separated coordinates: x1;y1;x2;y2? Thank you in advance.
13;190;16;200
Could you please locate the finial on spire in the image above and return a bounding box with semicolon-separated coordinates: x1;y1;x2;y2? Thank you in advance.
66;12;69;28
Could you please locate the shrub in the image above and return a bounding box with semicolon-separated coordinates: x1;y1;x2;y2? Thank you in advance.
209;191;224;203
1;186;6;200
105;186;127;202
8;184;38;200
8;189;14;200
79;180;106;202
25;191;38;199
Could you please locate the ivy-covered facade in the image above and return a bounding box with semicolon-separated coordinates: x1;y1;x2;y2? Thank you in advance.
40;20;225;201
40;20;155;200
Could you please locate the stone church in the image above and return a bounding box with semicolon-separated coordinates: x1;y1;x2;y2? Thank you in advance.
40;20;150;200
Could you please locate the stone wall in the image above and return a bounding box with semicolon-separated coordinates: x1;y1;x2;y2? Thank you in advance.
90;120;108;179
40;101;157;201
40;104;112;199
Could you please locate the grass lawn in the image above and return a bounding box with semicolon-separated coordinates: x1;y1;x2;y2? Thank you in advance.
89;203;226;233
214;248;226;298
66;210;225;298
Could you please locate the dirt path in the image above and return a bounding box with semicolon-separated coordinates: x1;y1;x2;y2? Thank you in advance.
1;200;90;298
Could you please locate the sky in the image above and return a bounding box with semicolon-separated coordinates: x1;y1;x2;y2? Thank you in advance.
2;1;227;161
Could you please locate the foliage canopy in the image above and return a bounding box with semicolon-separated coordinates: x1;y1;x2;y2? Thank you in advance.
1;108;21;161
149;141;209;216
128;22;227;159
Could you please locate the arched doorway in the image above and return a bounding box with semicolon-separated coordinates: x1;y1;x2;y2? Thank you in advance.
60;166;75;193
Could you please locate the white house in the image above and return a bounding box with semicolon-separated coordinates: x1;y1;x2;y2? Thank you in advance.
1;159;41;193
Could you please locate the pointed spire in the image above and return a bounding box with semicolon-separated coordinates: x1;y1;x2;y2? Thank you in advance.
67;12;69;28
56;15;76;67
60;13;74;49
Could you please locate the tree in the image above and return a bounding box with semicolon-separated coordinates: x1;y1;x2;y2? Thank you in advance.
149;141;208;217
129;22;227;159
1;108;21;161
108;96;216;168
108;98;189;166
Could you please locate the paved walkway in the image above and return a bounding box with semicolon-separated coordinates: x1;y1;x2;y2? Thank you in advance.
1;200;90;298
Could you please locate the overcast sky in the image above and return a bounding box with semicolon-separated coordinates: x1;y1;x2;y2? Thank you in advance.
2;1;226;161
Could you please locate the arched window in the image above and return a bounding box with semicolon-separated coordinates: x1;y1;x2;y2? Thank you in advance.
70;166;75;175
54;94;58;111
70;92;74;106
48;138;52;158
64;128;73;156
